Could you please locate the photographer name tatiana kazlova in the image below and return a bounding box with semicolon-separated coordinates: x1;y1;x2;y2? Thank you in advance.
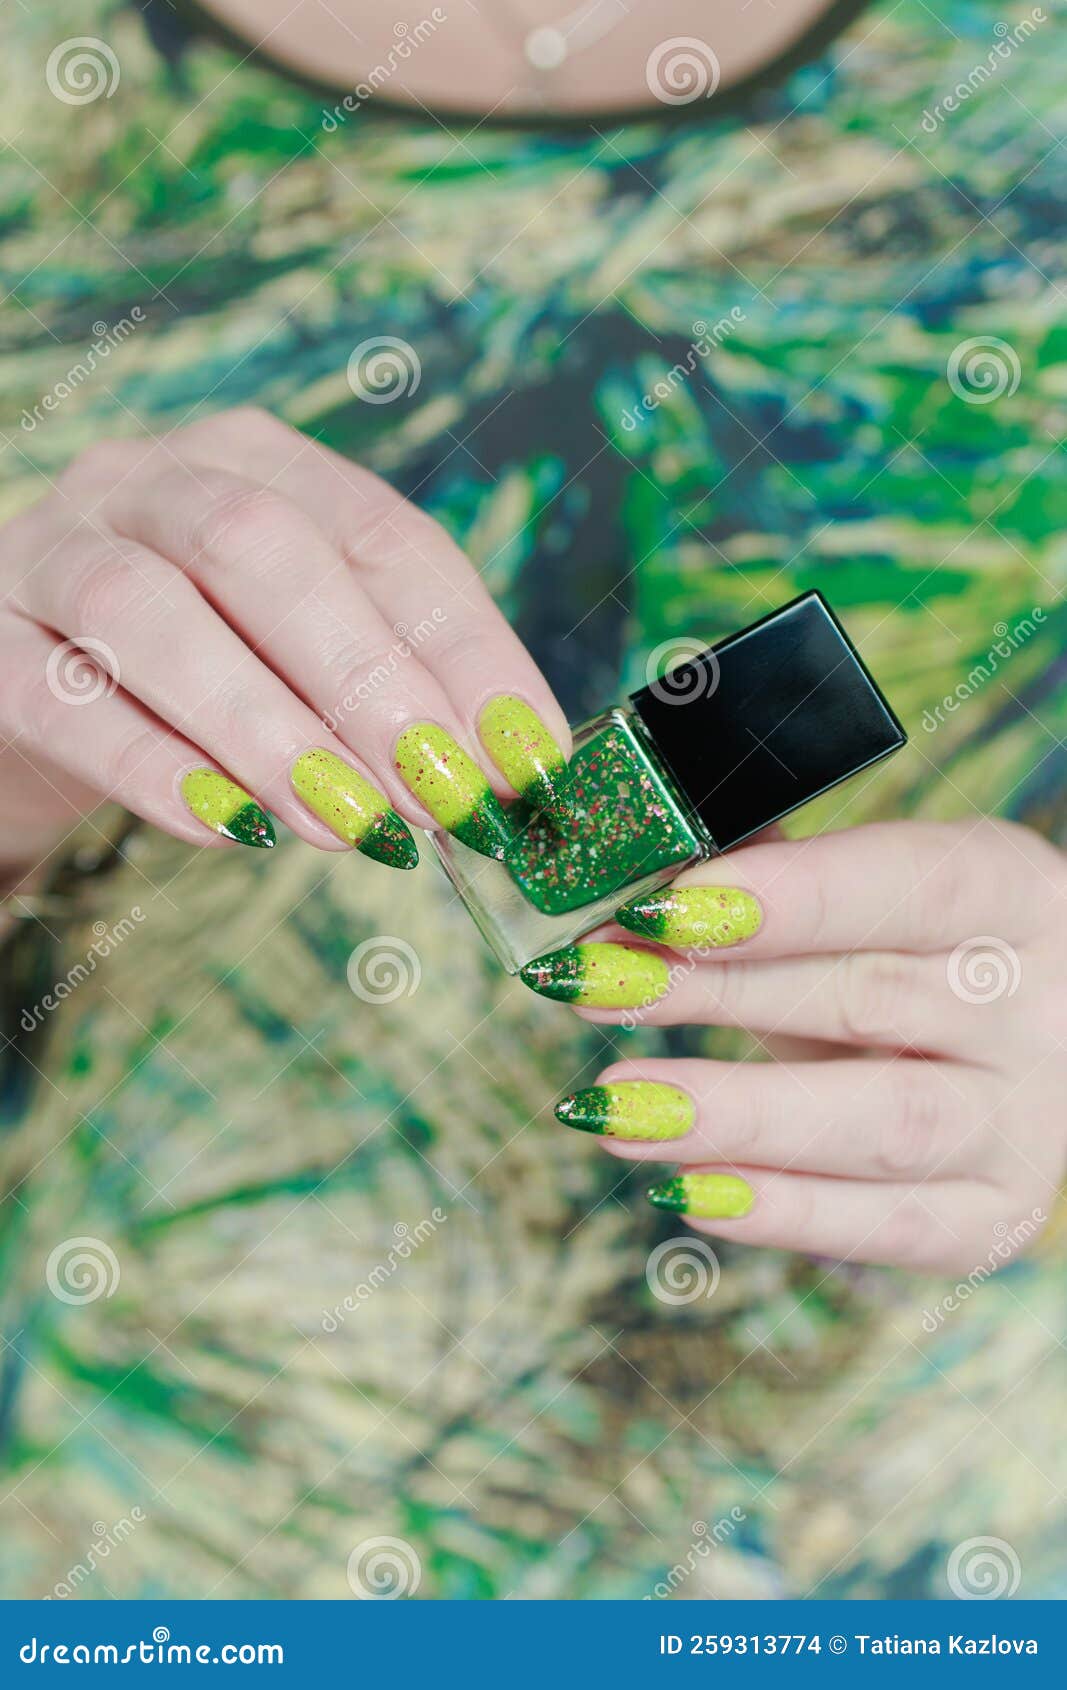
854;1635;1037;1655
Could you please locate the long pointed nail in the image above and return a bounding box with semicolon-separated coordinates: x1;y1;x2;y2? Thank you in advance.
555;1081;694;1140
616;886;762;948
292;749;418;869
646;1173;754;1219
394;723;511;860
181;769;275;848
520;942;670;1008
478;695;568;818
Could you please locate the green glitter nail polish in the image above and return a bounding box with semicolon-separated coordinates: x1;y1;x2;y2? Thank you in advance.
646;1173;755;1220
478;695;568;819
395;723;511;861
428;595;905;974
555;1082;695;1140
292;749;418;870
616;885;762;949
520;941;670;1008
181;769;275;848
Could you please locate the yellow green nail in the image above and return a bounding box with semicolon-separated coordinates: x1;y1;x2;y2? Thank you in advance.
180;769;274;848
394;722;511;860
555;1081;694;1140
616;886;762;949
520;941;670;1009
292;749;417;869
478;694;567;817
646;1173;754;1219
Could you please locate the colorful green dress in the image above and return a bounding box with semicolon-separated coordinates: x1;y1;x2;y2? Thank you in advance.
1;0;1064;1600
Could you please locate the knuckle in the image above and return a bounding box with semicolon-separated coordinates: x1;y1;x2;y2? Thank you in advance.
346;496;453;573
869;1195;930;1269
876;1067;946;1177
61;437;139;491
109;725;165;791
431;618;495;674
834;953;913;1048
326;639;405;714
66;539;160;629
189;483;295;571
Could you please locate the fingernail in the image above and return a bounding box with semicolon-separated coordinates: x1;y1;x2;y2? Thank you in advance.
292;749;418;869
395;723;511;860
520;942;670;1008
478;694;568;818
181;769;275;848
555;1081;694;1140
646;1173;754;1219
616;886;762;949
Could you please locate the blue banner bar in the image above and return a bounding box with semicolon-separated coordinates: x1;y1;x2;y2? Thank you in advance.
0;1600;1058;1681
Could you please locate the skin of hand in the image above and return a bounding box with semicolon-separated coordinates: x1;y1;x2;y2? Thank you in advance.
0;407;570;880
542;819;1067;1274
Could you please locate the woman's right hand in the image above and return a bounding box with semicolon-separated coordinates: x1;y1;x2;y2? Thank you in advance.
0;407;570;882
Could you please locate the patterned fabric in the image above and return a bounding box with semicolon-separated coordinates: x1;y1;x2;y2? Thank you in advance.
0;0;1064;1600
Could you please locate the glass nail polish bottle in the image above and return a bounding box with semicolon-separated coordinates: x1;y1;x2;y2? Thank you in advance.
431;592;906;972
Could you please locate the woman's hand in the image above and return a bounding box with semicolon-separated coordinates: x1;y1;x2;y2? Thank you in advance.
524;819;1066;1273
0;407;569;880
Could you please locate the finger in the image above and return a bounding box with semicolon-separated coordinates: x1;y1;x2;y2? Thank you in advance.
646;1166;982;1271
0;618;272;850
570;943;1003;1059
106;460;513;857
556;1056;988;1182
17;527;418;863
185;414;573;813
614;819;1051;957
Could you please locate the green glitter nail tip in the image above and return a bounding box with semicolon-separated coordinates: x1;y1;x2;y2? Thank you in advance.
616;886;762;949
646;1173;755;1219
395;723;511;861
479;694;568;817
520;941;671;1009
181;769;275;849
554;1082;694;1140
359;811;420;870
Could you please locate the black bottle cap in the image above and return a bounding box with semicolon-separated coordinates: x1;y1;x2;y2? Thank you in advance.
629;591;906;852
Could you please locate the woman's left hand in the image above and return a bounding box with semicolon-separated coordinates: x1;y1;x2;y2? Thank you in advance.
528;819;1066;1273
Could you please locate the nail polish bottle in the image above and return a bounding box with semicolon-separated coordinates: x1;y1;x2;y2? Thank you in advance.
432;592;906;972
